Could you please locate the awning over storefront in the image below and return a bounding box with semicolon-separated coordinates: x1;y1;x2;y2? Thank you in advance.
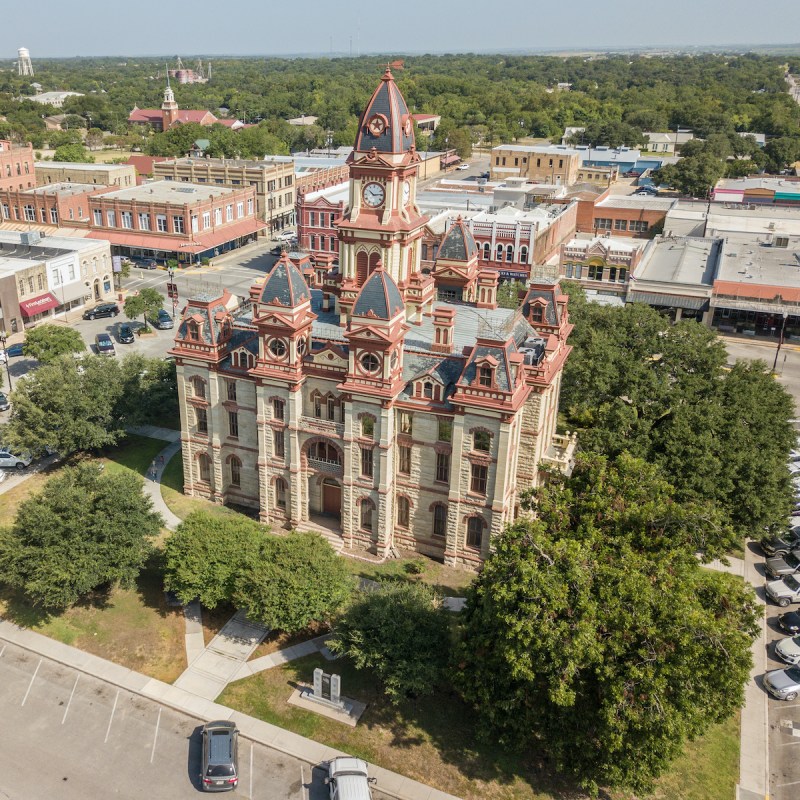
441;154;460;165
627;290;709;311
19;292;60;318
86;218;267;254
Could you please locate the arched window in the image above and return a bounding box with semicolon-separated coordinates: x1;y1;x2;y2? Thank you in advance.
519;245;528;263
397;496;410;528
506;244;514;262
368;251;381;275
310;441;340;465
467;516;484;549
495;243;503;261
432;504;447;538
229;456;241;487
361;416;375;438
275;478;287;509
360;500;373;531
192;377;206;398
356;251;369;283
482;242;490;260
422;244;429;260
474;430;491;452
198;453;211;482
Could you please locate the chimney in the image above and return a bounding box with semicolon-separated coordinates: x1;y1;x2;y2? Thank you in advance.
431;306;456;354
475;269;499;310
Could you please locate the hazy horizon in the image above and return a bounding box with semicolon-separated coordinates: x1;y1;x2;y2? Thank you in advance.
2;0;799;60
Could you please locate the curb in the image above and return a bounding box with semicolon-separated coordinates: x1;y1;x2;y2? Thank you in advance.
0;619;461;800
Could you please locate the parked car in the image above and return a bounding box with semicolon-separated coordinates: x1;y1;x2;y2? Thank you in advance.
154;309;173;330
775;635;800;666
779;610;800;633
456;162;469;170
764;665;800;700
270;246;283;256
278;229;297;242
200;720;239;792
0;449;32;470
761;529;800;557
766;574;800;607
117;324;135;344
5;342;25;358
94;333;115;357
766;548;800;580
0;392;10;412
325;757;376;800
83;303;119;321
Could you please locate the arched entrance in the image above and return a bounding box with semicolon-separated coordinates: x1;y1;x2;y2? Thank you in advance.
93;278;101;300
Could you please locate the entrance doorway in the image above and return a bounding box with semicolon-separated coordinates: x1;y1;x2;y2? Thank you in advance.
321;479;341;518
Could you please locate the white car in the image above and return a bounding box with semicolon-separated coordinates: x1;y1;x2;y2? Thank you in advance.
456;163;469;170
325;757;375;800
278;229;297;242
0;449;31;470
775;635;800;665
767;574;800;607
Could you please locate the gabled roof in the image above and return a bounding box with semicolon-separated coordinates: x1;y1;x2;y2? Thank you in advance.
260;254;310;307
352;268;404;320
353;68;415;156
437;217;478;262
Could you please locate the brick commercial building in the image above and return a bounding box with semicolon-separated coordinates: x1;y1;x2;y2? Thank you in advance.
296;182;348;265
85;182;264;265
559;235;648;297
35;161;136;189
0;140;35;192
0;182;106;229
490;144;582;185
170;69;575;569
153;156;295;234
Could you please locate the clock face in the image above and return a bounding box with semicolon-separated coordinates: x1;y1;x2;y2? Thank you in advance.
363;182;385;208
402;180;411;207
368;115;386;136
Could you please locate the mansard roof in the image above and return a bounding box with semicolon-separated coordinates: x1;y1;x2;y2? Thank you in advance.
353;68;415;156
522;282;560;326
260;253;310;307
437;217;478;262
176;290;234;345
352;267;404;320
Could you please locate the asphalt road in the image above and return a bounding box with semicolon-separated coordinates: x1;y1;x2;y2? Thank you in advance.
0;640;378;800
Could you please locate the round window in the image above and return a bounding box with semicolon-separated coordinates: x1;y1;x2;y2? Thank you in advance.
269;338;287;358
360;352;380;373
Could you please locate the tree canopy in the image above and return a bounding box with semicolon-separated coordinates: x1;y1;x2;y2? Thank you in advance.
453;519;759;793
0;462;161;608
331;582;451;703
124;288;164;328
22;324;86;364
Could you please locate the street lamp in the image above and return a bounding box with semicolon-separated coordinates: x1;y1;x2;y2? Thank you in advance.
167;265;177;318
773;311;789;373
0;332;13;391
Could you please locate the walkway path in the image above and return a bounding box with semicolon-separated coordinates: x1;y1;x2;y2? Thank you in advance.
174;609;270;700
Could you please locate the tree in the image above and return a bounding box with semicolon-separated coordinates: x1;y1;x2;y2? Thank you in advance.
164;511;266;608
330;583;451;704
497;280;526;310
22;324;86;364
2;355;124;456
0;462;161;609
235;532;353;632
52;142;94;163
124;287;164;329
453;520;759;793
115;355;178;427
654;152;725;197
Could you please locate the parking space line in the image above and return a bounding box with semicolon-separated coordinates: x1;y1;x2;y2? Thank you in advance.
780;738;800;745
778;778;800;787
150;707;161;763
104;690;120;743
62;675;79;724
300;764;308;800
0;644;6;658
249;742;253;799
21;658;41;707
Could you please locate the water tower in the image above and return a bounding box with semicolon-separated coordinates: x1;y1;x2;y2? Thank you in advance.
17;47;34;77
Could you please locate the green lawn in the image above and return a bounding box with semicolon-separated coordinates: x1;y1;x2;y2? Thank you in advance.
100;433;166;477
341;556;475;598
220;653;741;800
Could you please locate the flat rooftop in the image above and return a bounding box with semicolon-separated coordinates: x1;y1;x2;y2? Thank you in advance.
717;234;800;288
715;176;800;192
26;182;102;196
634;236;720;287
164;155;294;169
493;143;581;156
35;161;132;172
0;230;99;253
304;182;348;205
596;195;676;212
563;235;640;253
97;181;240;204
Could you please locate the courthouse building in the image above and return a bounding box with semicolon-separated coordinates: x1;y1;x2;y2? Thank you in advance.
171;69;574;568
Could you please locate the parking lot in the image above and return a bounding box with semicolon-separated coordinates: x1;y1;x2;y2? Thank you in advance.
0;639;366;799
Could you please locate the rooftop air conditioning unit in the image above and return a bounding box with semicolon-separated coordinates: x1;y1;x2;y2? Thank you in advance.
20;231;41;246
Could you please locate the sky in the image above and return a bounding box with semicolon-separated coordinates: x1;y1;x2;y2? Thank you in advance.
2;0;799;59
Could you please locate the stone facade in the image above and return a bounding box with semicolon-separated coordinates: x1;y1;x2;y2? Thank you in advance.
172;70;575;569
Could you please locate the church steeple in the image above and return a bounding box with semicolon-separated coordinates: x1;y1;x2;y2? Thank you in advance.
161;71;178;130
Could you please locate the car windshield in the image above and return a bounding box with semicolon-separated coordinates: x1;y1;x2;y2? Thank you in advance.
788;667;800;681
206;765;235;777
786;575;800;592
788;554;800;569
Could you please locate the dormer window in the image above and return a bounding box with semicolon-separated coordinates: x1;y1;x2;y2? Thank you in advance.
479;366;493;387
531;306;544;323
423;382;433;399
187;321;200;341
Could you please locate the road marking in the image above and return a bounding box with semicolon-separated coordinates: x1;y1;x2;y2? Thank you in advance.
777;778;800;787
62;675;79;724
21;659;41;706
780;738;800;745
104;690;120;743
300;764;308;800
0;644;6;658
249;742;253;799
150;707;161;763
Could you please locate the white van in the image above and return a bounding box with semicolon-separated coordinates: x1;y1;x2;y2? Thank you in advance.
325;758;375;800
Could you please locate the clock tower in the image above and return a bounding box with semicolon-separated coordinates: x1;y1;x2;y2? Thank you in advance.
336;67;434;322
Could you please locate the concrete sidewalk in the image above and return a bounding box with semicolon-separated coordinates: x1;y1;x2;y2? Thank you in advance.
174;609;269;700
0;618;459;800
143;439;182;530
